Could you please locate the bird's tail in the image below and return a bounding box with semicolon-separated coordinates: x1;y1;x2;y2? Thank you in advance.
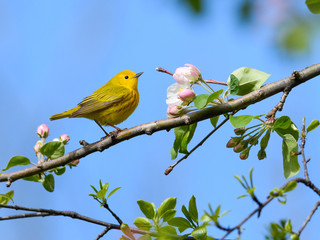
49;107;80;121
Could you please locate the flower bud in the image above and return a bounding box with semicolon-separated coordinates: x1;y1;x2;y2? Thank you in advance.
178;89;195;105
173;64;202;85
167;105;185;118
240;149;250;160
257;149;267;160
34;140;43;154
60;134;70;144
226;137;241;148
233;140;248;153
234;128;246;136
37;124;49;139
69;159;79;167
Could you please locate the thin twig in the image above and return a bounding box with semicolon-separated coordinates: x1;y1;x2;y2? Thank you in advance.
301;118;310;181
95;226;112;240
156;67;174;76
0;212;50;220
266;86;292;120
297;201;320;236
165;116;230;175
205;79;228;86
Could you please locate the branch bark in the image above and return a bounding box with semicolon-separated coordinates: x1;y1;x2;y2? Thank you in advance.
1;63;320;186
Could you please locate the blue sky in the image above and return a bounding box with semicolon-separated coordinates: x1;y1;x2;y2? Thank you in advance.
1;1;320;239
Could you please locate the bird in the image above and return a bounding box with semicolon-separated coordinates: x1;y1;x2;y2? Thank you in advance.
49;70;143;136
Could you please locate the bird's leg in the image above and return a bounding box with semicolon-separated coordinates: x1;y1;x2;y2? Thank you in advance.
109;124;126;138
94;120;110;137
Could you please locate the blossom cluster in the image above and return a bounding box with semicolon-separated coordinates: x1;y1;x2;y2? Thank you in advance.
166;64;202;118
33;124;77;165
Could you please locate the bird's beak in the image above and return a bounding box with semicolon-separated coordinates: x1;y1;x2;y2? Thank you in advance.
134;72;143;78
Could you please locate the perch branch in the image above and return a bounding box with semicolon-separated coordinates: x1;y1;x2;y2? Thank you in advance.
1;63;320;186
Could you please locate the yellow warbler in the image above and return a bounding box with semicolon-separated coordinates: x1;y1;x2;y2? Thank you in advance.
50;70;143;136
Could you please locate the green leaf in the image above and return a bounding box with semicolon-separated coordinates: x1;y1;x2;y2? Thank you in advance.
159;226;177;235
107;187;122;199
182;205;194;225
273;116;291;130
306;0;320;14
180;123;197;154
53;166;66;176
227;67;270;96
229;115;254;128
96;183;109;199
137;200;155;219
120;223;135;240
307;120;319;133
133;217;152;231
189;195;198;225
40;141;65;160
167;217;193;233
161;209;177;222
210;116;219;128
285;219;292;233
42;174;55;192
194;94;210;109
90;185;98;193
158;197;177;217
282;134;300;178
207;89;224;103
171;126;189;160
249;168;254;187
0;191;14;205
137;234;151;240
260;129;271;150
237;194;248;199
228;74;239;95
191;226;207;240
284;181;297;193
275;122;299;141
23;174;42;182
3;155;31;171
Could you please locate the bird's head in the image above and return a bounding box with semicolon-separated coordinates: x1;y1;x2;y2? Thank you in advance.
110;70;143;90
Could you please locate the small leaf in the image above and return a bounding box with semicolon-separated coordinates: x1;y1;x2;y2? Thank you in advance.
227;67;270;96
275;122;299;141
167;217;193;233
158;197;177;217
237;194;248;199
161;209;177;222
284;181;297;193
307;120;319;133
53;166;66;176
285;219;292;233
189;195;199;225
120;223;136;240
306;0;320;14
228;74;239;95
282;134;300;178
3;155;31;171
230;115;254;128
0;191;14;205
137;200;155;219
137;235;151;240
191;226;207;240
133;217;152;231
210;116;219;128
40;141;65;159
194;94;210;109
96;183;109;199
249;168;254;187
159;226;177;235
23;174;42;182
171;126;189;160
260;129;271;150
273;116;291;130
180;123;197;154
182;205;194;225
207;89;224;103
107;187;122;199
90;185;98;193
42;174;55;192
234;175;247;189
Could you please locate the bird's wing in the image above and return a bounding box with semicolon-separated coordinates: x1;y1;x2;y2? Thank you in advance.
70;86;127;118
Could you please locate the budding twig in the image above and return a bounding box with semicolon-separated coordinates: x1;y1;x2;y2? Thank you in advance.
156;67;174;76
165;116;230;175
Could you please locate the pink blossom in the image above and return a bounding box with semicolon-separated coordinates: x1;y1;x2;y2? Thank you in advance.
37;124;49;139
33;140;43;154
167;105;185;118
177;89;195;105
60;134;70;144
173;64;202;85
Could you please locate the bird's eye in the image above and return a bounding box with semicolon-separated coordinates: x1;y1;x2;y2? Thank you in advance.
124;76;129;79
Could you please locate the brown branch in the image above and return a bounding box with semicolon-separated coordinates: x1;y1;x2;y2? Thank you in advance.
301;118;310;181
297;201;320;236
95;226;111;240
1;63;320;186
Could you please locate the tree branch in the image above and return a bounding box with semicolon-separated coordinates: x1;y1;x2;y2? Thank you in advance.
1;63;320;186
297;201;320;236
